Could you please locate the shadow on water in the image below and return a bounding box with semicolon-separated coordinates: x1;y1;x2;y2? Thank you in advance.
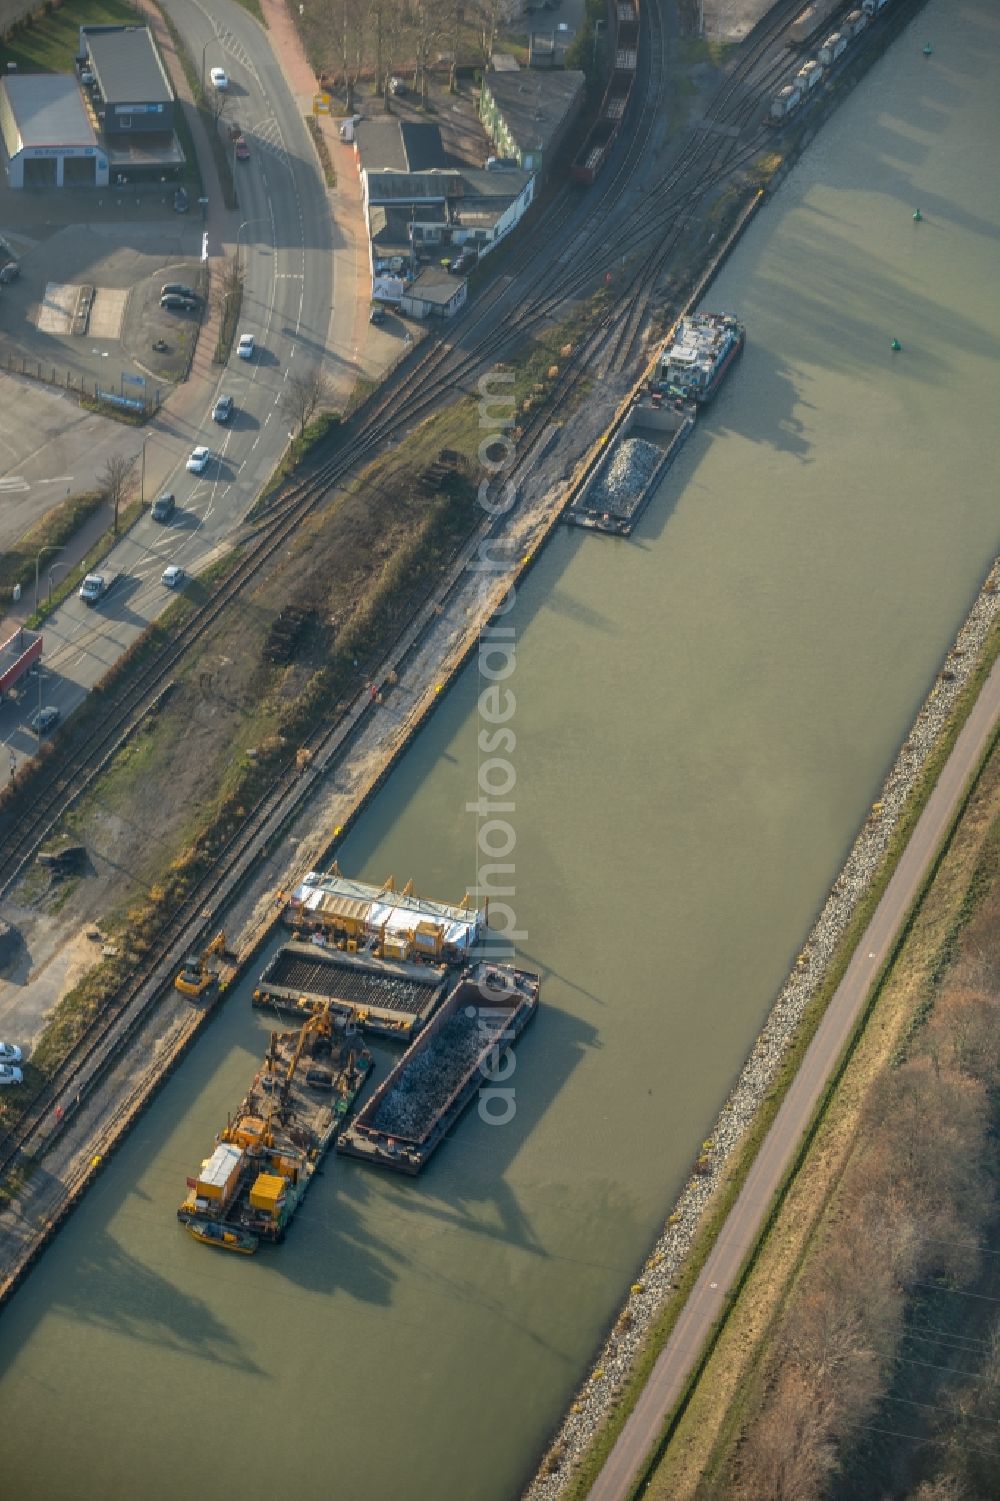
272;1001;599;1304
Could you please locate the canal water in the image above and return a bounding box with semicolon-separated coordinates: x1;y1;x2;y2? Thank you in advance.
1;6;997;1498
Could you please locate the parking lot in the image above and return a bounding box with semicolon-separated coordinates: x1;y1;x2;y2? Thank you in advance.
0;188;206;392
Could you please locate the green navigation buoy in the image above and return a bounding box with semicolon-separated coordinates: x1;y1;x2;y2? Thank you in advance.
913;208;923;222
891;338;902;352
923;43;933;56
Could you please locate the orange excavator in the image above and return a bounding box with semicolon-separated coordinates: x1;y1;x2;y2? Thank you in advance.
174;931;228;999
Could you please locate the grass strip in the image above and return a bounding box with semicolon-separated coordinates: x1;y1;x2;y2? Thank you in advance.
305;115;336;187
0;493;103;609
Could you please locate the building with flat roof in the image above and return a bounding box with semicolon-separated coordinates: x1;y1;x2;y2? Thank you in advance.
479;66;584;172
361;165;534;287
78;25;183;178
400;265;468;320
0;74;108;188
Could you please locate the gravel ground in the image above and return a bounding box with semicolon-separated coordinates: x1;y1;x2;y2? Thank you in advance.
523;557;1000;1499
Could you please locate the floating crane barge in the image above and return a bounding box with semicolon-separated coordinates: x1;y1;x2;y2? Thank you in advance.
178;1005;372;1252
338;962;539;1175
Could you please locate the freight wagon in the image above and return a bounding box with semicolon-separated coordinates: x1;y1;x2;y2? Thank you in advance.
570;0;640;184
818;30;848;64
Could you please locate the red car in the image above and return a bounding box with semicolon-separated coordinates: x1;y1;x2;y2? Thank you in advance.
234;135;250;160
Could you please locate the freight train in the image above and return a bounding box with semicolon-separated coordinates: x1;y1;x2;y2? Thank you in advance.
771;0;891;124
571;0;640;184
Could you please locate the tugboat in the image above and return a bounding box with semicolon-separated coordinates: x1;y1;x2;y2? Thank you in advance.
186;1221;259;1255
657;313;745;403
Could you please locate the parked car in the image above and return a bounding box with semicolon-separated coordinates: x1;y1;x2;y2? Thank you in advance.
369;304;386;325
237;333;255;360
160;293;198;311
161;565;185;589
210;67;229;91
173;187;189;214
29;706;61;735
449;249;478;275
212;394;234;423
234;135;250;160
0;261;19;283
151;492;175;522
186;446;210;474
388;75;406;95
0;1043;22;1065
161;282;196;299
0;1065;23;1087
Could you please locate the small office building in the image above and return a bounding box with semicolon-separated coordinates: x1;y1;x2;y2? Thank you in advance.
0;73;108;188
79;24;183;178
400;265;468;320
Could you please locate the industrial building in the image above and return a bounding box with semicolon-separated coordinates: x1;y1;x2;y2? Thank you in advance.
0;74;108;188
361;165;534;302
478;66;585;173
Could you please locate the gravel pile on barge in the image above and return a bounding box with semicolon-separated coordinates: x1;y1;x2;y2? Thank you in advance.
339;963;540;1174
373;1007;490;1138
588;437;664;518
253;941;448;1039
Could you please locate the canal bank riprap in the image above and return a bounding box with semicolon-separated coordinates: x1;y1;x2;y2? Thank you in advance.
524;553;1000;1500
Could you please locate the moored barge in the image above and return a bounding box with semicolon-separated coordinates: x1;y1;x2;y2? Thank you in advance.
178;1005;372;1250
338;962;539;1175
253;940;449;1041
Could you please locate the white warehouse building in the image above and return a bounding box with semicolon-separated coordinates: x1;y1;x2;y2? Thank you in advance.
0;73;109;188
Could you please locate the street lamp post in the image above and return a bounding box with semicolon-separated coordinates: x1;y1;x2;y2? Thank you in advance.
235;216;268;277
34;545;64;615
48;563;69;604
200;38;215;93
593;18;605;71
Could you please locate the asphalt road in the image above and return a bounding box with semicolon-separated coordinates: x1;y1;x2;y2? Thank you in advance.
590;652;1000;1500
0;0;336;771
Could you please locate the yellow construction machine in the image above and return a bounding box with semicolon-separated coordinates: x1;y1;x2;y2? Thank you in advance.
175;931;227;999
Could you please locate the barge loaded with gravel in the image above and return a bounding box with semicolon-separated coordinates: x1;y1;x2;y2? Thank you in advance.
566;403;695;535
253;940;449;1040
567;312;743;536
338;962;539;1175
178;1005;372;1251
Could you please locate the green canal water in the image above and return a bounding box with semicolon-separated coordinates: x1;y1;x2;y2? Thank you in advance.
1;6;998;1498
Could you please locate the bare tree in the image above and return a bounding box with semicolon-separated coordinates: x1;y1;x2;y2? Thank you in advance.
411;0;445;103
471;0;518;66
211;251;246;317
326;0;367;112
367;0;404;98
280;366;334;438
100;453;138;535
209;87;232;129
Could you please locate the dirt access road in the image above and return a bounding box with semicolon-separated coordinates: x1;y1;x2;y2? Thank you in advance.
591;650;1000;1501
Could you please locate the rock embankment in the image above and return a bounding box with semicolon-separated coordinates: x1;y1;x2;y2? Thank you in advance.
525;555;1000;1500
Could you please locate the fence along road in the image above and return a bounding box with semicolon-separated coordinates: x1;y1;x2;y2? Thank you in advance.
591;651;1000;1501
